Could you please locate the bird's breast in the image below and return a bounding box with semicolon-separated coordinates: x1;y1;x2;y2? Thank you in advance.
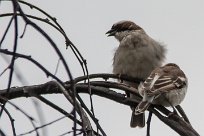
153;86;187;106
113;46;159;79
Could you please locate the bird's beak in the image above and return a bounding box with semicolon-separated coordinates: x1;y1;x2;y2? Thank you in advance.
106;29;116;37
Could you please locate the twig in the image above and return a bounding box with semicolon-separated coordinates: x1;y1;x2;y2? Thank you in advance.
0;13;63;35
76;94;107;136
35;95;82;126
175;105;191;124
0;15;14;48
53;58;61;77
18;116;66;136
54;81;94;136
0;129;6;136
0;104;16;136
151;107;199;136
146;111;153;136
0;0;19;119
0;96;39;136
0;49;64;84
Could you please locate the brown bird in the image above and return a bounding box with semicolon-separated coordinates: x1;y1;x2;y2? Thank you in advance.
106;20;166;127
135;63;188;115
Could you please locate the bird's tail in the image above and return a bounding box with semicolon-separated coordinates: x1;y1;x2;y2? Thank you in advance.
130;112;145;128
135;101;151;115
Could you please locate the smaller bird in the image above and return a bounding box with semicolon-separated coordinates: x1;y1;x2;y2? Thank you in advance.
135;63;188;115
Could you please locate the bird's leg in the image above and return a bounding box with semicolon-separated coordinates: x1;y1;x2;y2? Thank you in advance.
167;107;178;118
171;106;178;115
117;73;130;97
117;73;123;83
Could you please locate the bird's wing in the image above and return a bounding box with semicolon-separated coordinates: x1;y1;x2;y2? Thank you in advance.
145;74;187;97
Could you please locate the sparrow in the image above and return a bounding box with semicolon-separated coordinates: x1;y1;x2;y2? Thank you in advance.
135;63;188;115
106;20;166;127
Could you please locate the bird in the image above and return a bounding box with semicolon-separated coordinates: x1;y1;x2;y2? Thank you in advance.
135;63;188;115
106;20;166;127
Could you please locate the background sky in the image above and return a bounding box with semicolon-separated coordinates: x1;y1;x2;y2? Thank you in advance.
0;0;204;136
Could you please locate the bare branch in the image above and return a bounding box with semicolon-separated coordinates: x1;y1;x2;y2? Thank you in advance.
0;96;39;136
0;75;200;136
18;116;66;136
0;104;16;136
146;111;152;136
0;15;14;47
35;95;82;126
0;129;6;136
175;105;191;124
0;1;199;136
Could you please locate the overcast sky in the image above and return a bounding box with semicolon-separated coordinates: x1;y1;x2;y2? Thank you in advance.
0;0;204;135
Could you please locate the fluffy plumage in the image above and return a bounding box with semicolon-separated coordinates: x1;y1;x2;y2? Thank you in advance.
106;20;166;127
135;63;188;115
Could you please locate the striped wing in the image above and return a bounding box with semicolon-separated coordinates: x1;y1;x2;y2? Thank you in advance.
143;73;187;97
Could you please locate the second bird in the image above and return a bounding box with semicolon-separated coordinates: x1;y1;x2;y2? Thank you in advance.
106;20;166;127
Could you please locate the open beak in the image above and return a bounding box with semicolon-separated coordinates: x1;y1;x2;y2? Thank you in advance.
105;29;116;36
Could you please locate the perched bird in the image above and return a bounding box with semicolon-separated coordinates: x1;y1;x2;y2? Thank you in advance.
135;63;188;115
106;20;166;127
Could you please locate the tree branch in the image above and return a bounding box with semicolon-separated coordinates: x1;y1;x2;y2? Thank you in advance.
0;74;200;136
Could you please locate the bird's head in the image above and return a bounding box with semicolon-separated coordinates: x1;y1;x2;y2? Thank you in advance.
106;20;143;41
164;63;180;69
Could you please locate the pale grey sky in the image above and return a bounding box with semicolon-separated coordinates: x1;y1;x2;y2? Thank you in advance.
0;0;204;135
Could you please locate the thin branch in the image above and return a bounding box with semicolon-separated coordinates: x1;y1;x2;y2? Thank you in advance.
1;0;77;133
175;105;191;124
17;3;73;81
2;2;98;128
8;0;18;93
53;58;61;77
58;129;83;136
76;94;106;136
146;111;153;136
2;0;88;79
0;15;14;48
150;107;199;136
0;63;10;77
0;13;63;34
0;96;39;136
0;129;6;136
0;48;78;134
0;104;16;136
54;81;94;136
18;116;66;136
17;0;87;72
13;2;77;133
35;95;82;126
0;0;19;119
1;53;47;136
37;94;100;135
0;49;64;84
19;22;27;38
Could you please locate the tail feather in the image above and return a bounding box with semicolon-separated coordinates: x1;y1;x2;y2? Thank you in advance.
130;112;145;128
135;101;151;115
